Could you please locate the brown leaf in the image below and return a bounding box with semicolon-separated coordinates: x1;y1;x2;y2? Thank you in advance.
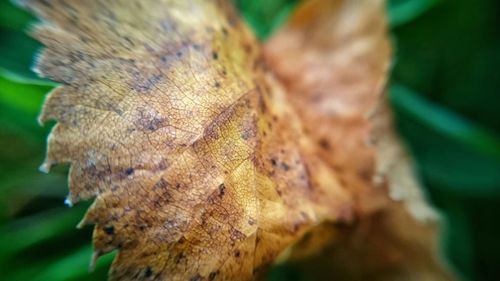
21;0;454;280
265;0;391;214
22;0;352;280
265;0;454;279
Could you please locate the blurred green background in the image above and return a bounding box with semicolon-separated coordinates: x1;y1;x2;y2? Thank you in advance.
0;0;499;280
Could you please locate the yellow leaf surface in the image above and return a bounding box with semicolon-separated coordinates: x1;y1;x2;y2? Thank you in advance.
21;0;353;280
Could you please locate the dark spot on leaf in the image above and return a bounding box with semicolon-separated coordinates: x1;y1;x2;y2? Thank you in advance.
144;43;155;53
131;73;162;93
293;223;301;232
258;95;267;113
212;51;219;60
153;200;161;208
300;211;309;219
357;167;373;182
153;178;169;190
135;108;167;132
160;19;176;32
230;229;245;243
333;164;344;173
174;252;185;264
218;183;225;198
190;274;202;281
144;267;153;277
280;162;290;171
124;36;134;47
234;250;241;257
125;167;134;176
240;130;250;140
319;138;330;150
242;42;252;54
270;158;277;166
40;0;52;7
157;159;169;170
208;270;219;281
214;81;220;88
104;226;114;235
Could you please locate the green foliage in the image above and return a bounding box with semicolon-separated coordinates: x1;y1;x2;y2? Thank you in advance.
388;0;442;26
234;0;299;40
388;1;500;280
0;0;43;82
1;0;499;280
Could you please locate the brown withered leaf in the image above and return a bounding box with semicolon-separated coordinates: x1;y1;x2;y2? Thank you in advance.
265;0;454;280
265;0;391;214
21;0;352;280
21;0;453;280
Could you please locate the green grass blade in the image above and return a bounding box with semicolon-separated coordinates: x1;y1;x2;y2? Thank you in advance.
390;83;500;158
388;0;443;27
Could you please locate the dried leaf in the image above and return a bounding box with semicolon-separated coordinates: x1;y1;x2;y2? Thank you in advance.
21;0;352;280
265;0;391;214
265;0;453;279
21;0;454;280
